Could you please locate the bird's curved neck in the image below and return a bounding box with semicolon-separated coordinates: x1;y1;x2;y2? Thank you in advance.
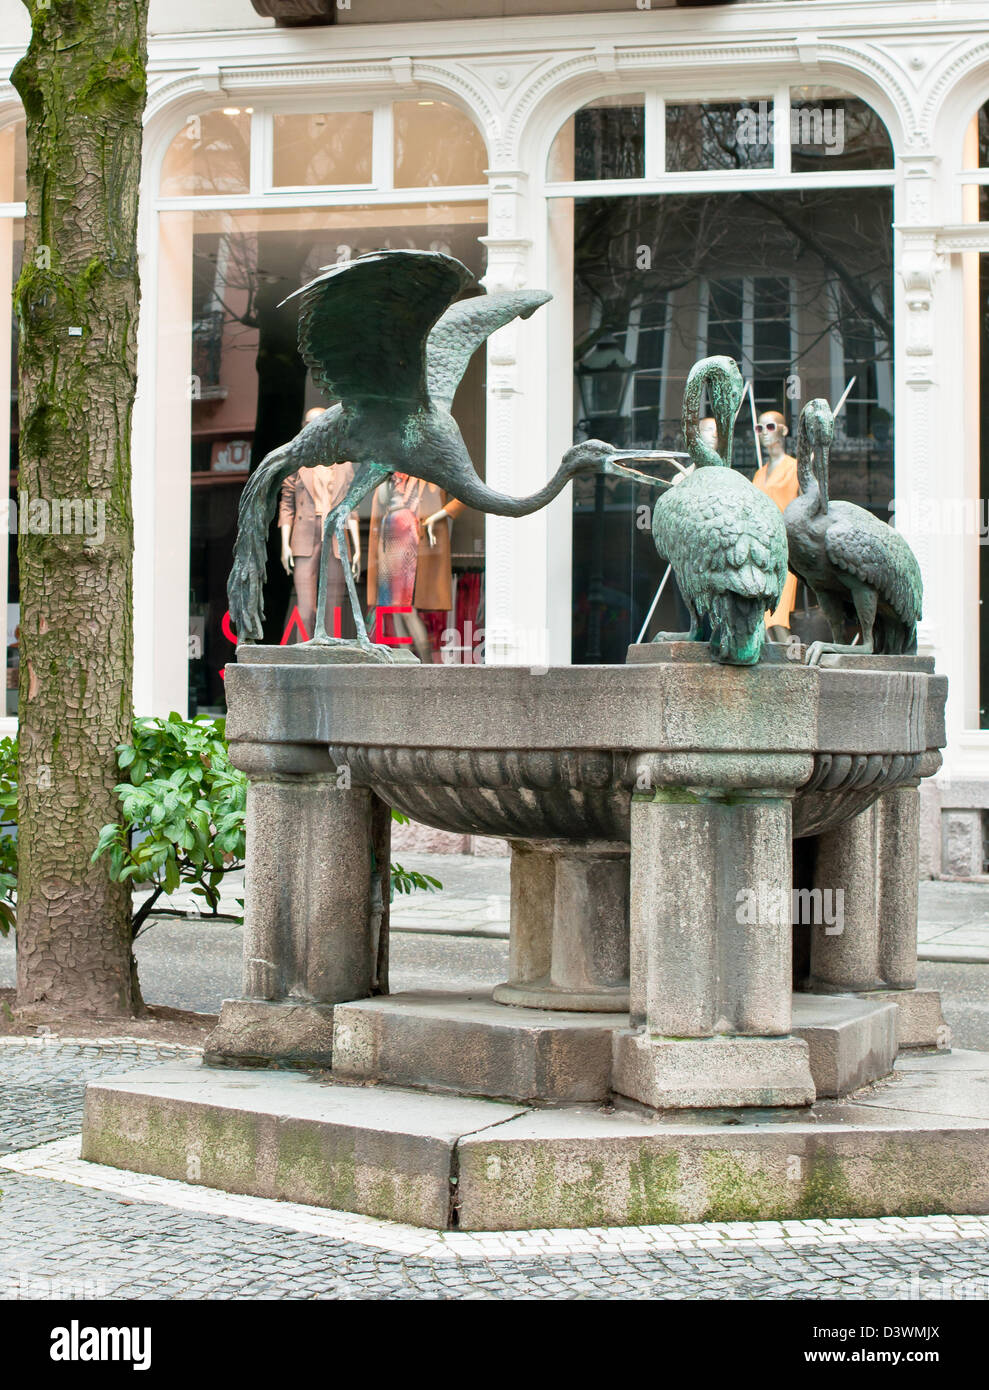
797;425;829;515
439;455;591;518
682;361;737;468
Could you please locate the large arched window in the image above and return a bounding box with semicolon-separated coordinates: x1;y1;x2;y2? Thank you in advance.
545;88;896;662
154;99;489;713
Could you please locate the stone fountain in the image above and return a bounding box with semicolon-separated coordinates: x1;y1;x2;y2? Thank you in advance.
79;638;989;1229
77;266;989;1230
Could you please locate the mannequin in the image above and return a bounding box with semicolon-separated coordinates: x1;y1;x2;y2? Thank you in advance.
366;473;465;663
751;409;799;641
278;406;361;640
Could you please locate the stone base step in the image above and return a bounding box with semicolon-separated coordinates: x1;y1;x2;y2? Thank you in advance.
80;1052;989;1230
332;991;624;1102
332;991;903;1105
791;994;898;1098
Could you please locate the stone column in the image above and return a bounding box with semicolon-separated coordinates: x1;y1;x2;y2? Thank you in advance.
809;781;945;1048
493;840;629;1011
613;754;815;1109
205;744;379;1066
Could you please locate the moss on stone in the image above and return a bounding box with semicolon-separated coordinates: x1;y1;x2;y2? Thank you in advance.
627;1149;684;1225
700;1149;776;1222
794;1150;852;1219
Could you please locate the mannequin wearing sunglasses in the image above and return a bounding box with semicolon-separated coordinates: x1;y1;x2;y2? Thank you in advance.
751;410;799;640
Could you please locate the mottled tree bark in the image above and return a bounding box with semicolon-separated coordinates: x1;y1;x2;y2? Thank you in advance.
12;0;149;1017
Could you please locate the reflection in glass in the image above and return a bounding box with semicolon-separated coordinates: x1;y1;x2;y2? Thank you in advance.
272;111;373;187
548;97;645;182
666;101;773;173
569;189;894;662
175;204;487;712
790;88;893;172
0;121;26;203
3;219;22;715
393;101;487;187
160;108;252;197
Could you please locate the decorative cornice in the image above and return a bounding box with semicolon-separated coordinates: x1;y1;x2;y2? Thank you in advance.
503;35;919;164
922;35;989;133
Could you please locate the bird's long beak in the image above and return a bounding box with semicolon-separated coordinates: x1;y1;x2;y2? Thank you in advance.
604;450;690;489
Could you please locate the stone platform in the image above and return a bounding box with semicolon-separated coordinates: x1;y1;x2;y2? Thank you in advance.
80;1050;989;1231
325;990;900;1104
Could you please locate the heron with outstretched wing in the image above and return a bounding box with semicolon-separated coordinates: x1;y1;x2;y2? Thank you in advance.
227;249;673;659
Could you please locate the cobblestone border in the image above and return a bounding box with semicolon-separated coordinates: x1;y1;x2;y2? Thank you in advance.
5;1137;989;1263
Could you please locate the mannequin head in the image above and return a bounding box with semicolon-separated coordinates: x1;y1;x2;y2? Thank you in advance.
755;410;789;463
697;416;720;454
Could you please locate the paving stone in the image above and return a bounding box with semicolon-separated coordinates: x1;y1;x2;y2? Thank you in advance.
2;1038;989;1298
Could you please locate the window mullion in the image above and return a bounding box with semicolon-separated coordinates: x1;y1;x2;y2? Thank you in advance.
251;110;271;195
774;83;791;176
645;93;664;179
373;103;393;191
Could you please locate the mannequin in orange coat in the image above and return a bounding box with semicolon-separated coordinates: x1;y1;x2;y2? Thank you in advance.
751;409;799;642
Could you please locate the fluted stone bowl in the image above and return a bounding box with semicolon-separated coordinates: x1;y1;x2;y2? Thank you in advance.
227;644;944;842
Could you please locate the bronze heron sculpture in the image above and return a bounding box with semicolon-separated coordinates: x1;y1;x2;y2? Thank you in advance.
228;249;671;658
649;355;788;665
784;398;922;665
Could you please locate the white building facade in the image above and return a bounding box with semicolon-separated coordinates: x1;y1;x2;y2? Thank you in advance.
1;0;989;873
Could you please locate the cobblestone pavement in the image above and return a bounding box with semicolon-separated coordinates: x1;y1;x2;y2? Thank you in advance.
3;1039;989;1301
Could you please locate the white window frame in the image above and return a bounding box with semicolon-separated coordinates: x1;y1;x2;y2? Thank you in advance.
155;97;489;212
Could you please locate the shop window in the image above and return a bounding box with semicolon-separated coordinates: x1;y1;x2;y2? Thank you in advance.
160;108;252;197
665;100;774;173
272;111;373;187
548;96;645;182
393;101;487;188
0;120;26;204
789;88;893;173
569;188;893;663
174;203;488;714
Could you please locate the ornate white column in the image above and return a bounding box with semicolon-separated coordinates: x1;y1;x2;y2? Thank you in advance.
480;168;548;668
896;158;944;661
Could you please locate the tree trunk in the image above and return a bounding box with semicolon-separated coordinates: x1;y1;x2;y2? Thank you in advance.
11;0;149;1018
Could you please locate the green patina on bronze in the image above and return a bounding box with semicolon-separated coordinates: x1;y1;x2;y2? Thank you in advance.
650;355;789;667
227;250;674;658
784;398;923;667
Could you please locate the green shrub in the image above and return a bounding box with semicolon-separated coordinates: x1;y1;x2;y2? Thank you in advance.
0;715;441;940
92;713;247;937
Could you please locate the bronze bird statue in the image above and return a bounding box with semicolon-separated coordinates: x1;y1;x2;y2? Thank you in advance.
784;398;922;666
228;249;670;658
649;355;788;665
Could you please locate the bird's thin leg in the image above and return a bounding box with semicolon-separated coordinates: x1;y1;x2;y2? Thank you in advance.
306;463;392;650
312;513;332;643
806;584;876;666
651;599;700;645
334;508;374;649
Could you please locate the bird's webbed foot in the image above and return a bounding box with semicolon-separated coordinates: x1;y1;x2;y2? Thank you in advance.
804;639;872;667
650;630;700;644
302;634;414;664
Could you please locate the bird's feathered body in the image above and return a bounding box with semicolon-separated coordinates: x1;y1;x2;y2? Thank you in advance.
653;467;787;664
784;400;922;660
785;496;921;654
650;355;788;665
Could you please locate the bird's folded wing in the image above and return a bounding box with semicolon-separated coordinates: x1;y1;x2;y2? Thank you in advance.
427;289;552;410
824;511;923;624
281;250;473;409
